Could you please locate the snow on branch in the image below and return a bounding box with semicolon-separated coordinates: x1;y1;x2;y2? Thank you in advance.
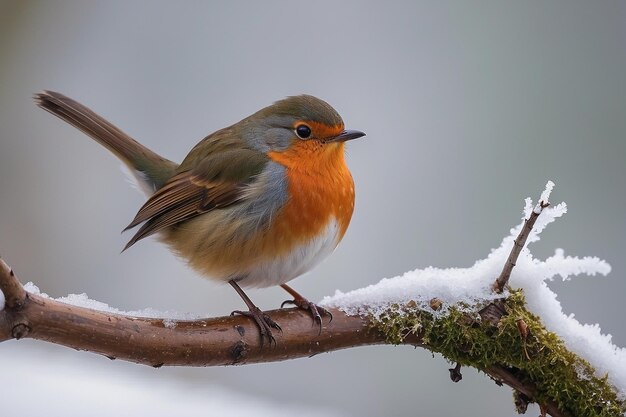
1;181;624;416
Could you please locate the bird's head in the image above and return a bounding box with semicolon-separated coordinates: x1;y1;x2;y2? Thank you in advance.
239;95;365;159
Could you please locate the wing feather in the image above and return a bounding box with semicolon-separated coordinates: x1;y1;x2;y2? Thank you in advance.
123;201;201;251
122;147;268;250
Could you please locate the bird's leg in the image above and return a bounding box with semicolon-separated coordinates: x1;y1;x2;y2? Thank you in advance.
280;284;333;334
229;280;281;347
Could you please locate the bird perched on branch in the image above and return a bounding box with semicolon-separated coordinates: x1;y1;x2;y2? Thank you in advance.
35;91;364;345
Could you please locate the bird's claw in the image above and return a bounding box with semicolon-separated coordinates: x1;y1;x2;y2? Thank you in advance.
231;307;281;347
281;298;333;335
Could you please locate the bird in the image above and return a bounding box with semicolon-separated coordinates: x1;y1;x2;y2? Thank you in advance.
34;91;364;345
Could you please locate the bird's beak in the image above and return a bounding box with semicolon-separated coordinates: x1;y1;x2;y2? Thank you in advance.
326;129;366;143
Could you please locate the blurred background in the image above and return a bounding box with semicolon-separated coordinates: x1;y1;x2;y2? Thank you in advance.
1;1;624;416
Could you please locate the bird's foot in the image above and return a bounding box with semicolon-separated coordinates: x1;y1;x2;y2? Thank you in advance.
281;297;333;335
231;307;281;347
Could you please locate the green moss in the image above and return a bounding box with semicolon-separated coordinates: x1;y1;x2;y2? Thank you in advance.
373;291;625;417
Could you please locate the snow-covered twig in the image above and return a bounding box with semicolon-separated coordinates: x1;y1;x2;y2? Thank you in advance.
492;180;554;293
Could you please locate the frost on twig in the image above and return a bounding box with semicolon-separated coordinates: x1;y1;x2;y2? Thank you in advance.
492;180;554;293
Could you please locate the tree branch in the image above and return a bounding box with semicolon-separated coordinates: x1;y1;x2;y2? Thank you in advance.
1;182;622;416
0;280;387;366
0;258;594;417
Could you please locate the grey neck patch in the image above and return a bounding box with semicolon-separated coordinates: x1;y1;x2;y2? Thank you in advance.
229;160;288;235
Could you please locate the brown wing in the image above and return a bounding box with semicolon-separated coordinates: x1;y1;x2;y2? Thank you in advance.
122;148;268;251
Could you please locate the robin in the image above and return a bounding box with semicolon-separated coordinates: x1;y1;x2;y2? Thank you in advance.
34;91;364;345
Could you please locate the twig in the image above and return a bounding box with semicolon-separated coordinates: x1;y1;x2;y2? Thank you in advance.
487;366;570;417
0;257;26;309
492;182;554;293
449;362;462;382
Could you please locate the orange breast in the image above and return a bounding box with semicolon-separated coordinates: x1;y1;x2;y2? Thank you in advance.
267;140;355;254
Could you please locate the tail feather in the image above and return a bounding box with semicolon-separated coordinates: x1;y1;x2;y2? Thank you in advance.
34;90;177;192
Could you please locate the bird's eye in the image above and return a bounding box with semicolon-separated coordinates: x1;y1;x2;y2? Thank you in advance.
295;124;312;139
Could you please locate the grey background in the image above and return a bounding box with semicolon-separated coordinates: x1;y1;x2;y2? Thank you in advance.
1;1;624;416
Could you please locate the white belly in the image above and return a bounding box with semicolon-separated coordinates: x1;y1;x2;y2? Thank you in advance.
240;218;341;288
